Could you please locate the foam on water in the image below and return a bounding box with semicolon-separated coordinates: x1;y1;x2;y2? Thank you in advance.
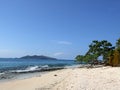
0;58;77;73
26;66;39;71
10;66;40;73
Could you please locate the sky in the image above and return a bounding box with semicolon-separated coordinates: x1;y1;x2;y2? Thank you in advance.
0;0;120;59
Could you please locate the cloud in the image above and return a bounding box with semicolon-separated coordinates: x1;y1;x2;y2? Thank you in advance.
57;41;72;45
53;52;64;56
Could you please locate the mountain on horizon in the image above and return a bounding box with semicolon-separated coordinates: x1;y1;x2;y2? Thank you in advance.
20;55;57;60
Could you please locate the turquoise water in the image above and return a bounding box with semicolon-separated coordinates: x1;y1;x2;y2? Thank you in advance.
0;58;76;73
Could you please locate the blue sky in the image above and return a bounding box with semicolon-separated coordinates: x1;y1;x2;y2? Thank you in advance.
0;0;120;59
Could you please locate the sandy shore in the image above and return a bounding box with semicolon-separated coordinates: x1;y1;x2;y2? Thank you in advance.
0;66;120;90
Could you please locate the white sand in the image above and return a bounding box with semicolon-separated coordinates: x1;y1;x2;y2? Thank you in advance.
0;67;120;90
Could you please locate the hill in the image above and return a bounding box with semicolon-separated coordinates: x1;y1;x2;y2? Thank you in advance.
20;55;57;60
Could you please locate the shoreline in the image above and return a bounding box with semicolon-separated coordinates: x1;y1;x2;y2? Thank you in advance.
0;64;82;83
1;66;120;90
0;64;102;83
0;71;47;83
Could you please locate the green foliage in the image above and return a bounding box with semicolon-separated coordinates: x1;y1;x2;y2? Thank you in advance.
83;54;97;63
75;55;84;63
86;40;114;61
116;38;120;52
75;38;120;66
75;54;98;64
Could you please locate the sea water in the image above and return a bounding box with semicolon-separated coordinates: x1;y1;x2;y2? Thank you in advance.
0;58;77;73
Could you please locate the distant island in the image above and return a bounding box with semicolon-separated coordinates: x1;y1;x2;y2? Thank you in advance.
20;55;57;60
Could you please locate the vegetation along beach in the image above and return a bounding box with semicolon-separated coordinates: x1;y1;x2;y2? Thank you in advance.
0;38;120;90
0;0;120;90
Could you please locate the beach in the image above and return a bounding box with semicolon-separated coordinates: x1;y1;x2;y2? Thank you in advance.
0;66;120;90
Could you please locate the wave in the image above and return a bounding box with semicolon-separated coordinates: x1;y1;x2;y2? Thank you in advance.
11;66;39;73
26;66;39;71
0;73;4;75
10;65;63;73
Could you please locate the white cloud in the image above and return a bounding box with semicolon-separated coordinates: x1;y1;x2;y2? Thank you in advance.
57;41;72;45
51;40;72;45
53;52;64;56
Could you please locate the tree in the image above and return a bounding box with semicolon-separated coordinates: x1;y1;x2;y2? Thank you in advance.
86;40;114;62
108;38;120;66
84;54;98;64
108;50;120;66
75;55;84;63
116;38;120;52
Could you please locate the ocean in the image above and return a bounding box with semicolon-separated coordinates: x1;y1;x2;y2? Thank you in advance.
0;58;78;80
